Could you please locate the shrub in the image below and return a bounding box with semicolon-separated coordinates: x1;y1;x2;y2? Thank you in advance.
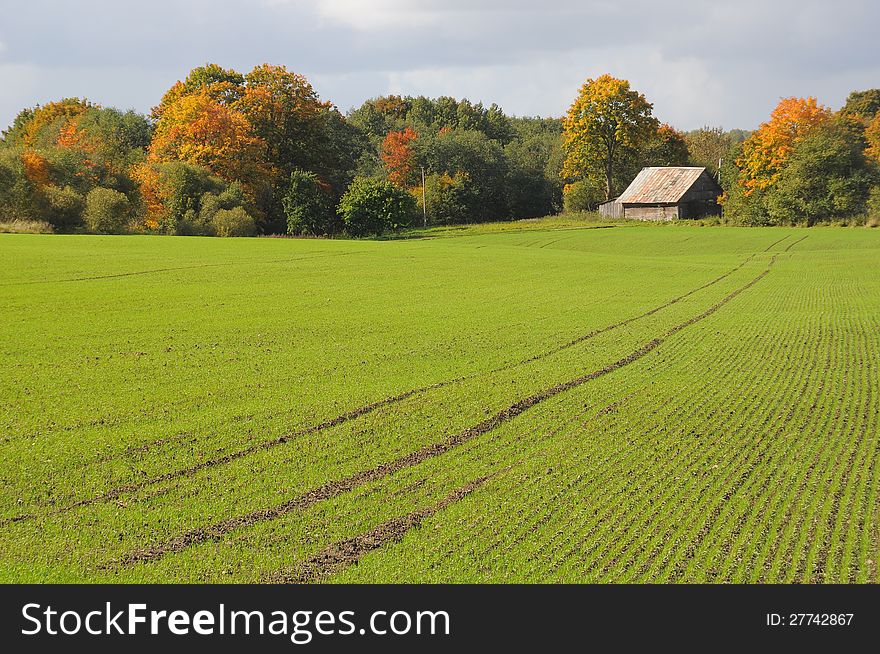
866;187;880;227
211;207;256;237
194;182;248;236
282;170;336;236
563;178;605;213
0;219;54;234
42;184;85;229
337;177;418;236
84;187;130;233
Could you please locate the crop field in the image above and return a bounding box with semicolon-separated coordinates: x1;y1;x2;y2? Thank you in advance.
1;221;878;583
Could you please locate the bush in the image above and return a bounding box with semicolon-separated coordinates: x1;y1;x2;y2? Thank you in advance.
43;184;85;229
211;207;256;237
193;182;249;236
337;177;418;236
84;187;130;233
0;219;54;234
865;187;880;227
282;170;337;235
563;178;605;213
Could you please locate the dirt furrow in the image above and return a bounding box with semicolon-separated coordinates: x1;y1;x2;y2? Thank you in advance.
763;234;791;252
265;474;497;584
783;235;809;252
115;257;776;567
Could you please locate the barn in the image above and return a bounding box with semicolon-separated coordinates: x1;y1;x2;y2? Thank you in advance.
616;167;722;221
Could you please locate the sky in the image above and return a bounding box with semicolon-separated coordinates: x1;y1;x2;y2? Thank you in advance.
1;0;879;132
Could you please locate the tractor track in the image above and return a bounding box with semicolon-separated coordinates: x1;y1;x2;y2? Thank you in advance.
783;235;809;252
265;473;499;583
0;251;358;287
114;256;776;567
1;247;769;527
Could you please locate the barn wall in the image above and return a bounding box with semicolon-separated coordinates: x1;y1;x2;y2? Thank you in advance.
623;205;679;221
679;171;723;219
598;200;624;218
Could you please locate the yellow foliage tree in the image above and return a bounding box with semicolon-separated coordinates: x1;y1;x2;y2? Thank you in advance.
866;113;880;165
562;74;657;199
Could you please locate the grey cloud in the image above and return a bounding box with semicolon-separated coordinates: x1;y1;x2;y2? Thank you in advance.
0;0;878;131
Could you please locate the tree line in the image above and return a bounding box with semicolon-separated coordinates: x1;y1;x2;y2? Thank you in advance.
1;64;878;236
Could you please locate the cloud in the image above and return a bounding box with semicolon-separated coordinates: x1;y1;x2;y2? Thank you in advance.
1;1;879;131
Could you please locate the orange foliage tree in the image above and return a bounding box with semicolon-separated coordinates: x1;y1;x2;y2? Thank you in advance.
736;97;831;195
148;90;268;189
866;113;880;165
381;127;419;187
20;149;51;188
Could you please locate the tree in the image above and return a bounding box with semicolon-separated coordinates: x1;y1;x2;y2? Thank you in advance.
766;119;878;225
563;179;605;212
282;170;336;235
643;123;690;167
685;126;733;175
736;97;831;196
148;90;268;190
866;114;880;165
132;160;228;233
152;63;245;121
562;75;657;200
337;177;418;236
151;63;364;232
381;127;419;187
841;89;880;122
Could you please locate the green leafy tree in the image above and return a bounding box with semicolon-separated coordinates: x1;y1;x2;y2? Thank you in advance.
766;119;878;225
337;177;418;236
685;126;733;175
840;89;880;122
282;169;336;235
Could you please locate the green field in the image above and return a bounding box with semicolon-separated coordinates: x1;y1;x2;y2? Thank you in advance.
1;220;878;583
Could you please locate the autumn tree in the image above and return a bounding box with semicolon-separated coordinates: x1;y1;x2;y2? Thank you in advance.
736;97;831;196
562;75;657;200
149;63;364;232
866;114;880;165
381;127;419;186
148;90;267;189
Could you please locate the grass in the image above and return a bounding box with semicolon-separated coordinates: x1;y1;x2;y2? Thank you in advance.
0;219;878;583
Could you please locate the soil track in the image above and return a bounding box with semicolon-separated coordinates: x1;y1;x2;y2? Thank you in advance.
116;256;776;567
0;251;358;287
1;248;767;528
783;235;809;252
266;473;497;583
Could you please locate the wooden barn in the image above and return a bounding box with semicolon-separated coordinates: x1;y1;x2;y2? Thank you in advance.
616;167;722;221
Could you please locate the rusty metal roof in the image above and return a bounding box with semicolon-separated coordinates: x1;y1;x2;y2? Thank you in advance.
618;167;708;204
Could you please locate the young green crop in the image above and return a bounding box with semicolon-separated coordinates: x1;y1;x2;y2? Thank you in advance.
1;218;877;583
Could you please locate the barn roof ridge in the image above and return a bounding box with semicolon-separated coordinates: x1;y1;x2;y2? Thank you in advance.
617;166;715;204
